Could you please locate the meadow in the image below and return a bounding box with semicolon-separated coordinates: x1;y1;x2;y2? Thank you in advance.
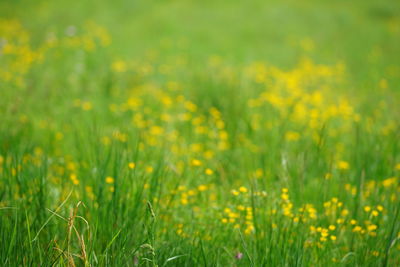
1;0;400;266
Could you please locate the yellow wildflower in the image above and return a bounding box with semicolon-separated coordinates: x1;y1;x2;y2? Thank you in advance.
198;185;207;191
191;159;202;166
205;168;213;175
128;162;136;169
285;131;300;141
105;176;114;184
337;160;350;170
239;186;248;193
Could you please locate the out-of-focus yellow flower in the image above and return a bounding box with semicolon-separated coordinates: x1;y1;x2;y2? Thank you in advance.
337;160;350;170
205;168;213;175
285;131;300;141
231;190;239;196
150;126;164;136
146;166;154;173
394;163;400;170
111;60;127;72
239;186;248;193
382;177;397;187
128;162;136;169
181;198;188;205
82;101;92;111
105;176;114;184
198;185;207;191
191;159;202;166
70;173;79;185
244;225;254;235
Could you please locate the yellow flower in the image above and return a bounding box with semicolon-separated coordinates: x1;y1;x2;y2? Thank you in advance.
320;229;329;237
224;208;232;213
395;163;400;170
341;209;349;216
198;185;207;191
181;198;188;205
105;176;114;184
237;205;245;211
82;101;92;111
239;186;248;193
285;131;300;141
149;125;164;136
244;225;254;235
231;190;239;196
382;177;397;187
254;168;263;178
111;60;127;72
228;212;239;219
191;159;202;166
70;173;79;185
337;160;350;170
205;168;213;175
128;162;136;169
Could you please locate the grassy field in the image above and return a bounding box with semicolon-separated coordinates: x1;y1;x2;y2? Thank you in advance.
1;0;400;266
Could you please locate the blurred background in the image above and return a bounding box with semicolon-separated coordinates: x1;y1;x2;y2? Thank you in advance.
1;0;399;91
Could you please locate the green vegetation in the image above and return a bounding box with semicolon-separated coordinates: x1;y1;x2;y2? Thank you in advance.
1;0;399;266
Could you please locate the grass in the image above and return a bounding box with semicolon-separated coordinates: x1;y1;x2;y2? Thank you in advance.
1;0;400;266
